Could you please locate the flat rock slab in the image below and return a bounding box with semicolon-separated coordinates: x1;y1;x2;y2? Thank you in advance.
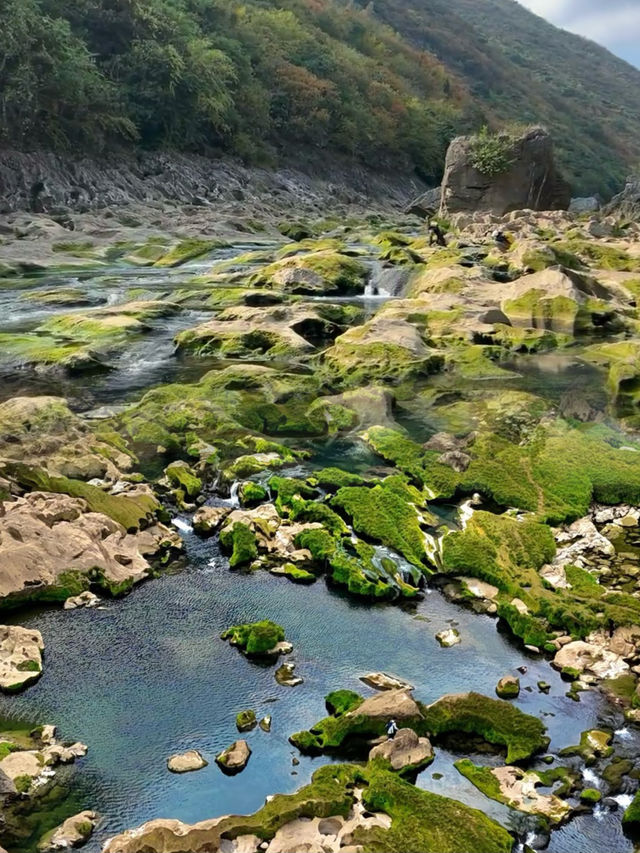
41;810;98;850
360;672;414;692
167;750;208;773
351;688;422;722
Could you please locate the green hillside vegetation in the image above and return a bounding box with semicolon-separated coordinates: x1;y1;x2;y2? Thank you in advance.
2;0;639;194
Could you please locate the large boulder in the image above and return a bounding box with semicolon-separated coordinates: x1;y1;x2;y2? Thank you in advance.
369;728;433;773
167;750;208;774
0;492;180;605
40;811;97;850
440;127;571;215
215;740;251;775
606;174;640;220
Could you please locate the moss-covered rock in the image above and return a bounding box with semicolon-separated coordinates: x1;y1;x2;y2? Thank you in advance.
219;522;258;568
236;710;257;732
221;620;286;657
423;692;549;763
250;250;367;296
164;461;202;499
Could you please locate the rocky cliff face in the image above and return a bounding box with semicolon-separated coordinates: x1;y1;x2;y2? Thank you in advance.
440;127;571;215
606;175;640;220
0;149;423;215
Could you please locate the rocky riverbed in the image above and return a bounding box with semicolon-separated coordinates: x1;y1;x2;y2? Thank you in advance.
0;200;640;852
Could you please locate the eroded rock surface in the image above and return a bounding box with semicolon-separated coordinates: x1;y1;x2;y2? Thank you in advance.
0;625;43;692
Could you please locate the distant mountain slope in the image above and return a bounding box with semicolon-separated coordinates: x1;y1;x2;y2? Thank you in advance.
2;0;639;197
367;0;640;194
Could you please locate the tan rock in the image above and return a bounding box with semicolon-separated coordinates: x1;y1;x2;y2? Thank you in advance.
458;577;499;600
350;689;422;723
369;728;433;772
490;766;570;822
42;810;97;850
215;740;251;774
167;750;208;774
436;628;461;647
275;662;303;687
0;492;179;604
0;625;43;691
359;672;414;692
510;598;529;615
64;591;100;610
192;506;231;536
553;640;628;679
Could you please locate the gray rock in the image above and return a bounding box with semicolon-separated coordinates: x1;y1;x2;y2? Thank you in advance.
440;126;571;215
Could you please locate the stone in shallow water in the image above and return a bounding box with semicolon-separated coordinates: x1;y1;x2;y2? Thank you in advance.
64;591;100;610
360;672;413;692
216;740;251;775
40;810;98;850
275;662;303;687
0;625;43;692
436;628;461;647
495;676;520;699
167;750;208;773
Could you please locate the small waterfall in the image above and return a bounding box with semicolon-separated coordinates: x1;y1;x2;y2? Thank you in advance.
229;480;241;507
593;803;606;822
613;793;634;810
582;768;601;789
172;517;193;534
615;726;631;740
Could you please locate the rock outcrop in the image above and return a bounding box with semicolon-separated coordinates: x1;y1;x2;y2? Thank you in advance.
0;492;180;605
606;174;640;220
41;811;97;850
369;728;433;773
0;625;44;692
440;127;571;215
360;672;413;692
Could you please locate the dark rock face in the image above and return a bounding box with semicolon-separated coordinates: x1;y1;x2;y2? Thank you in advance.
0;149;424;215
405;186;441;218
606;175;640;220
439;127;571;215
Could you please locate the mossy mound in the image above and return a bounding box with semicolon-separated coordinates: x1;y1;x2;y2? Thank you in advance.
164;462;202;499
154;239;225;267
423;692;549;763
250;250;367;296
219;522;258;568
221;620;286;657
331;477;433;569
623;790;640;830
236;710;257;732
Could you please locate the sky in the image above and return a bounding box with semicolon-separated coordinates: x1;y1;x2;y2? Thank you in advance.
518;0;640;68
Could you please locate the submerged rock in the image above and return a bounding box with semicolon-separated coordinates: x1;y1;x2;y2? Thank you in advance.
0;625;44;692
167;750;208;774
275;662;303;687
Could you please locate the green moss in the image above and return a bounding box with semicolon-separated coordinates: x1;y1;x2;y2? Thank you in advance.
154;239;225;267
623;790;640;828
252;250;367;295
219;522;258;568
454;759;504;801
556;240;640;272
278;222;314;242
165;462;202;498
236;710;257;732
294;528;337;562
15;661;40;673
602;757;634;790
359;760;513;853
221;620;285;656
0;741;21;761
325;690;363;716
580;788;602;804
268;476;318;516
281;563;316;584
15;775;32;794
311;468;367;491
240;482;268;506
423;692;549;763
331;479;431;568
559;729;613;763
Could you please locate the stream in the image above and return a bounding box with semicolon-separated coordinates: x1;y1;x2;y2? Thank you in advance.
0;247;639;852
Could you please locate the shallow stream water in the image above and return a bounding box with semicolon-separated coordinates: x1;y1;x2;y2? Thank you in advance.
0;250;639;852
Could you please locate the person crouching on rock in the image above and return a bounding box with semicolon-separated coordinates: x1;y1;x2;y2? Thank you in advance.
428;221;447;247
491;229;513;252
386;718;398;740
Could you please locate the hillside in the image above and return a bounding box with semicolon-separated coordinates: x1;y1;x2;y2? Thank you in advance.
370;0;640;194
2;0;640;196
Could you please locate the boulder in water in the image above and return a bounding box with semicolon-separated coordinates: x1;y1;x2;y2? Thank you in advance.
215;740;251;775
167;750;208;774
